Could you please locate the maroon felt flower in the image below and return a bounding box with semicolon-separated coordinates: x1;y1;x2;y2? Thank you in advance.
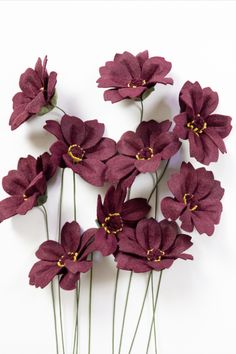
44;114;116;187
29;222;96;290
173;81;232;165
161;162;224;236
116;218;193;272
9;56;57;130
106;120;181;188
97;50;173;103
94;185;151;256
0;153;56;222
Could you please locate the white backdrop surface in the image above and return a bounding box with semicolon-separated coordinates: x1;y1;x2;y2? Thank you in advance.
0;1;235;354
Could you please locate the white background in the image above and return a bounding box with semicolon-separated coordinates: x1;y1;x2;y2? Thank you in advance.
0;1;235;354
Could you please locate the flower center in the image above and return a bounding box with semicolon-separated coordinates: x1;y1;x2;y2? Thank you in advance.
101;212;123;235
147;248;165;262
127;79;146;88
57;252;78;268
187;114;207;136
136;147;154;160
183;193;198;211
68;144;85;163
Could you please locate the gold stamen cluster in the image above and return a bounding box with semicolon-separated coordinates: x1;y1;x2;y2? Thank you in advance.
127;79;146;88
147;248;165;262
183;193;198;212
101;212;123;234
187;114;207;136
57;252;78;268
136;147;154;160
68;144;85;163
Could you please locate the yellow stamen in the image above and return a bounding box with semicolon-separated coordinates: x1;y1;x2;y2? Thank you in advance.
136;147;154;160
68;144;84;163
190;205;198;212
101;212;123;235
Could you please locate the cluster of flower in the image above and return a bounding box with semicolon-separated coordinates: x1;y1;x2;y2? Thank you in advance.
0;51;232;292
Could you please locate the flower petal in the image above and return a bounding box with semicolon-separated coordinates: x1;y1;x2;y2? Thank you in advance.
94;227;118;256
29;261;60;288
161;197;185;220
117;131;144;156
44;120;64;142
86;138;116;161
61;115;86;146
61;221;81;253
116;253;150;273
0;196;23;222
135;154;161;173
36;240;65;261
136;218;162;250
82;120;105;149
106;155;136;184
121;198;150;222
59;271;80;290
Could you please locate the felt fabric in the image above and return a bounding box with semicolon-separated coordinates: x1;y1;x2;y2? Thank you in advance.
173;81;232;165
44;115;117;187
97;50;173;103
161;162;224;236
29;221;97;290
0;153;56;222
115;218;193;273
94;185;150;256
9;56;57;130
106;120;181;188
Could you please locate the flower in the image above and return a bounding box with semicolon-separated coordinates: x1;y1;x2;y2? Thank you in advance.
0;153;56;222
44;114;116;186
161;162;224;235
106;120;181;188
9;56;57;130
94;185;151;256
29;222;96;290
97;50;173;103
173;81;232;165
115;218;193;272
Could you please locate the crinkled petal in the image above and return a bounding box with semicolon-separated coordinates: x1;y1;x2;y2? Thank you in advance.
61;221;81;253
65;259;92;274
135;154;161;173
136;218;162;250
0;196;23;222
161;197;185;220
29;261;60;288
59;271;80;290
106;155;136;184
86;138;116;161
61;115;86;146
117;131;144;156
116;253;150;273
121;198;150;222
94;227;118;256
44;120;64;142
82;120;105;149
36;240;65;261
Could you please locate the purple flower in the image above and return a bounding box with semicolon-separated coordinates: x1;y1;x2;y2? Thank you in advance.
44;114;116;186
29;222;96;290
9;56;57;130
161;162;224;236
116;218;193;272
94;185;151;256
0;153;56;222
106;120;181;188
173;81;232;165
97;50;173;103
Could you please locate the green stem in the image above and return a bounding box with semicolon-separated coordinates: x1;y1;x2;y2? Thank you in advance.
72;283;81;354
58;169;66;354
140;98;144;123
55;105;66;115
128;272;151;353
151;272;157;354
72;172;80;354
112;268;120;354
88;253;93;354
146;271;163;354
118;271;133;354
148;159;170;203
40;206;59;354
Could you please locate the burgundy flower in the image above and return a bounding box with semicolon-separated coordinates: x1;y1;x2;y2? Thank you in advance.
94;185;151;256
116;218;193;272
106;120;181;188
97;50;173;103
9;56;57;130
0;153;56;222
161;162;224;236
44;114;116;187
173;81;232;165
29;222;96;290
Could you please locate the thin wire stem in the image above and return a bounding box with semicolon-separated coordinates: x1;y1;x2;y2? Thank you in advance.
88;253;93;354
148;159;170;203
112;268;120;354
118;271;133;354
58;169;66;354
72;172;80;354
128;272;151;354
140;99;144;123
40;205;59;354
151;272;157;354
146;271;163;354
72;283;81;354
55;105;66;115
